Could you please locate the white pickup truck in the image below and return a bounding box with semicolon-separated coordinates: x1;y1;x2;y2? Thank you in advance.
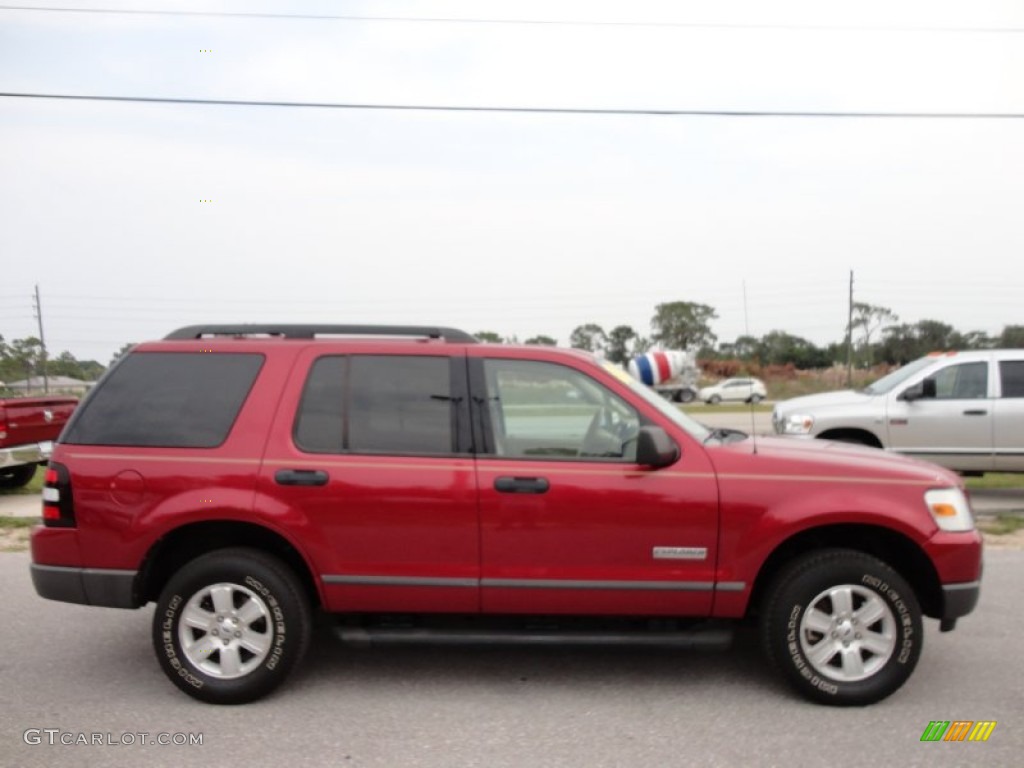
772;349;1024;474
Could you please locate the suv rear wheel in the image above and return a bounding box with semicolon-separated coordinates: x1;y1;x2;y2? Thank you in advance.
152;548;311;704
761;549;922;706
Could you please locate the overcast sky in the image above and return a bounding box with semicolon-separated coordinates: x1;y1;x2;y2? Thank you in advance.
2;0;1023;364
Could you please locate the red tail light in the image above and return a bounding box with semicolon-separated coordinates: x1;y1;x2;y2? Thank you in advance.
42;461;75;528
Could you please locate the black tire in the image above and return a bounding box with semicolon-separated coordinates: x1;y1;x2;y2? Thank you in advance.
708;394;722;405
761;549;922;706
678;389;696;404
0;464;38;489
153;548;311;705
748;394;764;404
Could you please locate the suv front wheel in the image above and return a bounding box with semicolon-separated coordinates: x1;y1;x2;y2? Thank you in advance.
152;548;311;704
761;549;922;706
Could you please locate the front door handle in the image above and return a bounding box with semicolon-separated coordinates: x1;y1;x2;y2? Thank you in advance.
963;410;988;416
494;476;550;494
275;469;329;486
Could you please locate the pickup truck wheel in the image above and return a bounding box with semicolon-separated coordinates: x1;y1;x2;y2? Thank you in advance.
0;464;37;489
761;549;922;706
152;548;311;705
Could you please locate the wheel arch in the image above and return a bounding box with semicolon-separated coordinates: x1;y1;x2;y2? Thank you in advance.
816;428;884;448
137;520;322;609
746;524;943;621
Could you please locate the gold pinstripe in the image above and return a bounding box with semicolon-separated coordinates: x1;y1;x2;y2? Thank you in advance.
715;473;942;487
63;453;944;487
64;453;262;465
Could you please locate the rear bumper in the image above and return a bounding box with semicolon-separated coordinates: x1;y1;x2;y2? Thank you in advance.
0;441;53;469
30;564;138;608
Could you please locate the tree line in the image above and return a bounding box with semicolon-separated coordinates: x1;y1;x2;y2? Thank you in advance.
481;301;1024;369
0;335;105;389
3;300;1022;391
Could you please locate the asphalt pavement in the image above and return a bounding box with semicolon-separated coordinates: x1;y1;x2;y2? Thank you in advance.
0;550;1020;767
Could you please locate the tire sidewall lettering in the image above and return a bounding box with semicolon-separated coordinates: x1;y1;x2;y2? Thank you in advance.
862;573;916;666
244;575;287;671
785;603;839;696
159;593;204;690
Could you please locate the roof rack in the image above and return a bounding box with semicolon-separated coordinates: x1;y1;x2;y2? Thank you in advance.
164;325;478;343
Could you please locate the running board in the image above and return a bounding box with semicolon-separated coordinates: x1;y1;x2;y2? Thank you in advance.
334;625;733;651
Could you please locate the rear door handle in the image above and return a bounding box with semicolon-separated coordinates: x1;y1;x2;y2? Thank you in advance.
494;476;550;494
963;410;988;416
275;469;329;486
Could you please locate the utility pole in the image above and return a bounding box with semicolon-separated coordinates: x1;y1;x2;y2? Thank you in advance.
33;284;49;394
845;270;854;388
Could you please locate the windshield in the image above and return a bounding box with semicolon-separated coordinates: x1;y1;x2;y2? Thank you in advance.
598;361;712;441
862;356;937;395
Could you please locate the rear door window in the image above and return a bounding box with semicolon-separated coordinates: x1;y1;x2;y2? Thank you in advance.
295;355;460;455
62;352;264;447
999;361;1024;398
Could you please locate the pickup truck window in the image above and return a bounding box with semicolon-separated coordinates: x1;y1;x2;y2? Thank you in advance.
62;352;263;448
932;362;988;400
862;356;935;395
999;360;1024;398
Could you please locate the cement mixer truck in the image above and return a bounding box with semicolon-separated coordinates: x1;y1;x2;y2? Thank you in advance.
627;350;700;403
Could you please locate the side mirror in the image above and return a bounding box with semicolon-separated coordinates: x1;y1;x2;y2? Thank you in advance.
636;426;679;468
900;378;936;402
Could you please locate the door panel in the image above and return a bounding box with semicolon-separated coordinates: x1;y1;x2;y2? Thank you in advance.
994;359;1024;471
261;348;480;613
473;357;719;616
887;361;993;471
262;454;480;612
477;459;719;615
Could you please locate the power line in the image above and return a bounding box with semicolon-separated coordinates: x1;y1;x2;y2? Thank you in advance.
3;92;1023;119
2;5;1023;34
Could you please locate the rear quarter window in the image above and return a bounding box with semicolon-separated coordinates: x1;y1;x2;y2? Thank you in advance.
62;352;264;448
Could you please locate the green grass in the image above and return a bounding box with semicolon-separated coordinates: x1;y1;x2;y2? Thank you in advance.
976;514;1024;536
0;465;44;496
681;403;772;415
0;515;39;528
964;474;1024;490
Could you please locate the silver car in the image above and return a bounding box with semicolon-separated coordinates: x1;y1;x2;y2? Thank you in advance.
698;377;767;405
772;349;1024;473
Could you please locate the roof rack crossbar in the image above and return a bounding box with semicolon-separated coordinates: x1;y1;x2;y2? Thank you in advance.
164;325;478;343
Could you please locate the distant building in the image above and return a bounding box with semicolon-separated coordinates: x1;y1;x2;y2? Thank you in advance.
5;376;94;396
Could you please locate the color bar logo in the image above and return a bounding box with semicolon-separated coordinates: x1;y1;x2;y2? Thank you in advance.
920;721;997;742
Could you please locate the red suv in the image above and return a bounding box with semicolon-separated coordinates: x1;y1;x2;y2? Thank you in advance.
31;325;982;706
